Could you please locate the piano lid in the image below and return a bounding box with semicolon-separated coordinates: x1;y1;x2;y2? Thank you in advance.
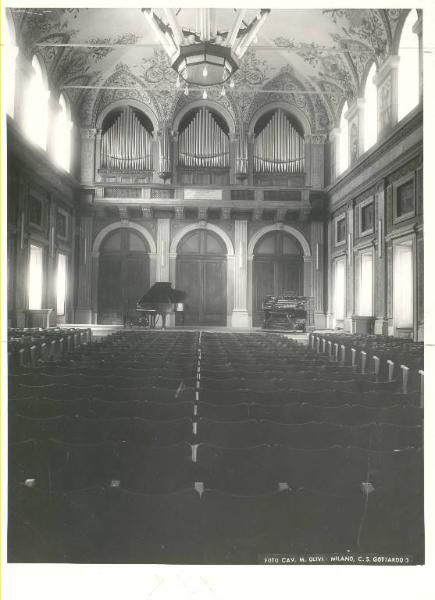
138;282;186;305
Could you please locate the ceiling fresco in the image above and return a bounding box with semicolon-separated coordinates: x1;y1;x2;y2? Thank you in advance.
8;7;410;133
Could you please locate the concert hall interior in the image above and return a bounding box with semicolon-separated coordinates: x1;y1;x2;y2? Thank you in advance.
5;7;424;565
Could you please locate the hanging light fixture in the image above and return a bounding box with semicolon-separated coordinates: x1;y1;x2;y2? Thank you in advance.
184;85;189;96
220;86;226;97
142;8;270;90
202;89;208;100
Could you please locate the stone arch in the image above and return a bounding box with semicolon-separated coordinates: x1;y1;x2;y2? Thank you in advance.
95;99;159;133
247;224;314;326
172;100;236;135
392;8;418;55
359;58;379;98
31;52;50;91
170;222;235;257
93;221;157;255
248;224;311;259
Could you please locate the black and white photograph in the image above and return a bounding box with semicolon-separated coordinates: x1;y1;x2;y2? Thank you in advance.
1;1;434;595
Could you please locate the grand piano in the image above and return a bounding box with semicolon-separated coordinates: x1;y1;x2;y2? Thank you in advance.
136;282;186;329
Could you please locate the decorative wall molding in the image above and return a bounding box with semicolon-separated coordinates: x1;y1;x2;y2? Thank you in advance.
92;220;157;254
247;224;311;258
169;222;235;256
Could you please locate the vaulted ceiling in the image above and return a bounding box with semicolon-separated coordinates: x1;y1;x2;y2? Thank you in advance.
9;7;409;133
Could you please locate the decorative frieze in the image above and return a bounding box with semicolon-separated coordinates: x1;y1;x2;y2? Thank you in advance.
174;206;184;220
198;207;208;220
141;207;153;219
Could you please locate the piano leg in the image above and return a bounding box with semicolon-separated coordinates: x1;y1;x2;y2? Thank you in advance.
162;313;167;330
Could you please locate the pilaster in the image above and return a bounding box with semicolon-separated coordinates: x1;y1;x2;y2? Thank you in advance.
373;181;387;335
75;216;94;323
80;128;97;185
310;221;326;327
231;219;249;327
13;50;33;132
310;134;326;189
329;127;340;184
156;218;171;281
374;55;400;140
345;202;355;330
413;13;423;104
46;95;62;163
346;99;364;165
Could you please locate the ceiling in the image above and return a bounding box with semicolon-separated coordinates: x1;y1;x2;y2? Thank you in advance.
9;7;410;133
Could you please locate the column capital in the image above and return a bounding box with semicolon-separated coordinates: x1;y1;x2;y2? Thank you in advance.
80;128;98;140
373;55;400;87
310;133;327;144
345;97;365;121
412;14;422;36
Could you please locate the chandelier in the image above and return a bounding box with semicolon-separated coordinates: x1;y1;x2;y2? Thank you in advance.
142;8;270;97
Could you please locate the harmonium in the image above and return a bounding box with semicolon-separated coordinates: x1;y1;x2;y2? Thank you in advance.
262;293;314;331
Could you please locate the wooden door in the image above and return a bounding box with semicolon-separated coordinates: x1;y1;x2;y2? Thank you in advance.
176;230;227;325
252;231;303;326
98;229;149;324
203;260;226;324
176;260;201;325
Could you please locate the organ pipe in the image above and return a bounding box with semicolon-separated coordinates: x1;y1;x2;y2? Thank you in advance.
254;109;305;174
100;106;153;171
178;107;229;168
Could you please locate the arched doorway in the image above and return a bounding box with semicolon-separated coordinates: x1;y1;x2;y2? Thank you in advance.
176;230;227;325
98;228;150;324
252;231;303;326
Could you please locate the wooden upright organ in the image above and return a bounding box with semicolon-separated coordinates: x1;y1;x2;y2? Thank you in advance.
262;293;314;331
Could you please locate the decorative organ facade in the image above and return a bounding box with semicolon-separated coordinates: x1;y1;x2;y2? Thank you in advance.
178;107;229;169
100;106;153;171
254;109;305;174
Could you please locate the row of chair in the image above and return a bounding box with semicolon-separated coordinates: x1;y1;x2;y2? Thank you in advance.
8;483;423;564
8;330;424;564
9;327;93;368
9;414;422;450
309;332;423;397
10;438;422;496
9;395;423;425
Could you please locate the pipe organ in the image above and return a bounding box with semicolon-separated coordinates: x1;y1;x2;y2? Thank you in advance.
254;109;305;173
100;106;153;171
178;107;229;168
